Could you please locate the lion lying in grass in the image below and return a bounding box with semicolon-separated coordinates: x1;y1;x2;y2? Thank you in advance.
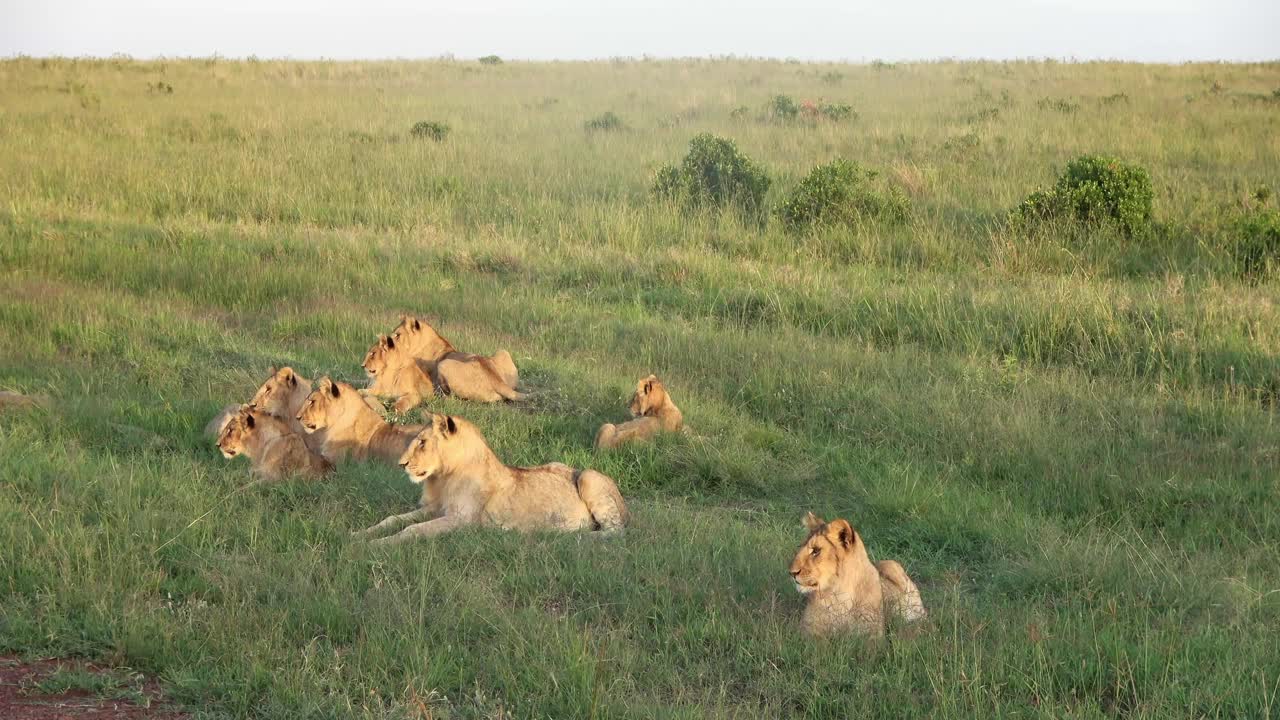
363;335;436;413
595;374;683;449
297;377;425;464
356;413;629;545
217;404;332;483
389;315;523;402
204;366;352;456
789;512;926;637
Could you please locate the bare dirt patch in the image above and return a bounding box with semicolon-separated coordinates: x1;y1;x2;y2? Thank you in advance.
0;656;185;720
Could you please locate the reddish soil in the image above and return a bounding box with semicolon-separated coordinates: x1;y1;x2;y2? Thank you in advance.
0;656;185;720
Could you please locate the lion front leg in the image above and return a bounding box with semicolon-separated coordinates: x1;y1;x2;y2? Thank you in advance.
353;507;435;539
370;514;468;546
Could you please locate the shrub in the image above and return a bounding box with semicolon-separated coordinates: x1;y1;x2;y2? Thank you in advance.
821;71;844;85
652;133;771;216
147;81;174;95
478;55;502;65
769;94;799;122
818;102;855;121
1013;155;1154;237
1036;97;1079;114
730;105;751;120
1231;208;1280;280
584;111;624;132
410;121;450;142
778;159;910;232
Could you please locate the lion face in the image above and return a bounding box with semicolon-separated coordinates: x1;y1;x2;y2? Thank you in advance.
789;513;859;595
398;414;464;484
362;336;392;379
251;366;309;417
628;374;665;417
390;315;451;360
217;404;257;458
296;377;346;433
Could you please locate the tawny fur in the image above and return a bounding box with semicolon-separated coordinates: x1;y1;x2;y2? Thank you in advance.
357;413;629;545
595;374;683;449
790;513;884;638
217;404;332;483
389;315;524;402
242;366;331;454
363;335;437;413
876;559;928;624
296;377;424;464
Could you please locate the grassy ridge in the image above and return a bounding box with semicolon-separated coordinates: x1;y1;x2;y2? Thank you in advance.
1;57;1278;718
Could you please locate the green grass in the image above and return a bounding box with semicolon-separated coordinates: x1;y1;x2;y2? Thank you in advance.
1;56;1279;718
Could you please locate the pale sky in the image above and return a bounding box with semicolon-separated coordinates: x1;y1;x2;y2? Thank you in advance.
2;0;1277;62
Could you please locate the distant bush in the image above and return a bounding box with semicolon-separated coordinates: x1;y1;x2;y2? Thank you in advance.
584;111;625;132
942;132;982;159
817;102;855;121
1231;208;1280;280
778;159;910;232
478;55;503;65
820;71;844;85
410;121;450;141
1099;93;1129;105
652;133;771;216
730;105;751;120
147;81;174;95
1036;97;1080;114
1014;155;1154;237
769;94;799;122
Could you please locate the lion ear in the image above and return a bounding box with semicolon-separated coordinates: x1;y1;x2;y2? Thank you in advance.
245;411;255;429
385;335;395;350
644;379;654;394
267;365;278;377
413;318;421;331
329;381;341;398
445;416;457;435
825;519;855;551
287;371;297;387
802;511;825;533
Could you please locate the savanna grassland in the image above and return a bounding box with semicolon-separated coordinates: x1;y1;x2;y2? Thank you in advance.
1;56;1279;719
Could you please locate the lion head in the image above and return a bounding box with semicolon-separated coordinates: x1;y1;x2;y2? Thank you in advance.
250;366;311;418
398;414;487;484
789;512;862;595
628;374;669;417
217;404;258;458
390;314;454;361
296;377;358;434
362;336;392;379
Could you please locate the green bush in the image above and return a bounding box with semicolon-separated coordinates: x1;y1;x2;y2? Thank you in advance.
410;121;450;142
652;133;771;216
818;102;855;121
769;94;799;122
778;159;910;232
1014;155;1154;237
584;111;625;132
1231;208;1280;279
478;55;503;65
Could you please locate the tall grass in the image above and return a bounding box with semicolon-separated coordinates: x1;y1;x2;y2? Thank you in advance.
1;57;1278;718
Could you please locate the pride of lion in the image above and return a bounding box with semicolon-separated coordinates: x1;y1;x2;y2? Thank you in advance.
208;315;925;638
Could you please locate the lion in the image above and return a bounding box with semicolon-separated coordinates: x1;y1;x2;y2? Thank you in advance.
356;413;629;545
296;377;424;464
595;374;683;449
217;404;332;483
876;559;928;624
203;366;319;448
363;335;436;413
789;512;926;637
389;315;523;402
